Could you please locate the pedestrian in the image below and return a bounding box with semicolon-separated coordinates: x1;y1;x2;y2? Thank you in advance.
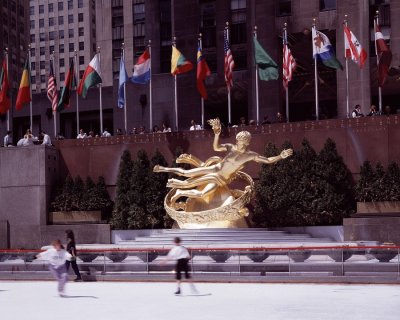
41;130;52;146
65;229;82;282
162;123;171;133
116;128;123;135
164;237;197;295
367;105;379;116
351;104;364;118
3;130;12;147
36;239;72;297
77;129;87;139
189;120;202;131
102;128;112;137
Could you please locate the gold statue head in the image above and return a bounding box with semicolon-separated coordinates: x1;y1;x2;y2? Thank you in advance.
236;131;251;146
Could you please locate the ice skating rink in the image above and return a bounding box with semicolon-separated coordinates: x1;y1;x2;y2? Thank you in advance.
1;281;399;320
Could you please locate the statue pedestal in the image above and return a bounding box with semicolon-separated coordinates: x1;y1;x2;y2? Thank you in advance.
179;217;248;229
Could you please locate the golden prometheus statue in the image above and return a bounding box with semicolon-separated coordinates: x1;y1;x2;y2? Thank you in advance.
153;118;293;228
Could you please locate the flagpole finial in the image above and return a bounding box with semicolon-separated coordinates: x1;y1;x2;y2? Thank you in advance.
225;21;229;28
199;33;202;38
97;46;101;54
312;17;316;26
148;39;151;45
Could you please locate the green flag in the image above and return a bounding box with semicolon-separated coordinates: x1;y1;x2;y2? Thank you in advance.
57;59;75;112
253;37;279;81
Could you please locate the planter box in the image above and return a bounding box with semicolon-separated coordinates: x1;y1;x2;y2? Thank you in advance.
49;211;102;224
357;201;400;214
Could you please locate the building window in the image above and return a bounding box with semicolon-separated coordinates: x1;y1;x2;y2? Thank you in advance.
39;33;45;41
59;44;64;53
10;1;16;12
112;26;124;40
40;47;45;56
79;56;85;65
39;4;44;14
79;42;84;50
277;0;291;16
59;30;64;39
19;4;24;17
68;0;73;10
31;62;36;71
319;0;336;11
78;13;84;22
58;2;63;11
69;43;74;52
48;3;54;12
30;48;36;57
40;61;45;70
49;17;54;26
68;14;73;24
31;76;36;83
230;0;247;45
49;45;54;53
60;73;65;81
112;0;123;7
133;0;146;55
69;29;74;38
39;19;44;28
78;0;84;8
159;0;172;73
60;58;65;67
79;27;84;36
49;31;55;40
200;1;216;48
30;34;35;43
30;20;35;29
40;75;46;83
29;6;34;15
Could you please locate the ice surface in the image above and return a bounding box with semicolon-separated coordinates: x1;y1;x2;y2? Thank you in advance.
0;281;399;320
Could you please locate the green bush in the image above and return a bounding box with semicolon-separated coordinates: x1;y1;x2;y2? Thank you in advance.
253;138;355;227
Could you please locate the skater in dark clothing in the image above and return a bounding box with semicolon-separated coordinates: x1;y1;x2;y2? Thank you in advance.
165;237;197;295
65;230;82;281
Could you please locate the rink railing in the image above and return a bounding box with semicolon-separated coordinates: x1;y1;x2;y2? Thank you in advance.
1;245;400;277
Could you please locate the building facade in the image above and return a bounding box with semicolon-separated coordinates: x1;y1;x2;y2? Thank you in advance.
2;0;400;140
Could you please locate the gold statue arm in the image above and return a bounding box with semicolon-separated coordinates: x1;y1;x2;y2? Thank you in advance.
254;149;293;164
208;118;228;152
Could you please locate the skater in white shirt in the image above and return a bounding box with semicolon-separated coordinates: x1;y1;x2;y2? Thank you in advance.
36;239;72;297
165;237;197;295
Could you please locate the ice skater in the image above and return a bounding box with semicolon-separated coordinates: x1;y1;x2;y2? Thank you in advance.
164;237;198;295
36;239;72;297
65;230;82;281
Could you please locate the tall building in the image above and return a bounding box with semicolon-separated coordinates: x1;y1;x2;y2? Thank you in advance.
0;0;29;125
2;0;400;139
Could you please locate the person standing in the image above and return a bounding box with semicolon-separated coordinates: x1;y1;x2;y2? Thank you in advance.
77;129;87;139
165;237;197;295
36;239;72;297
41;130;52;146
351;105;364;118
3;130;12;147
65;229;82;282
189;120;202;131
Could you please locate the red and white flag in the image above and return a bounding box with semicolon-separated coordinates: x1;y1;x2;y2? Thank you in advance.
47;60;58;112
374;21;392;86
283;43;296;88
224;28;235;90
344;25;367;69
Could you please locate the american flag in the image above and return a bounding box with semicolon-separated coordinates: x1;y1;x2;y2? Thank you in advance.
224;28;235;90
283;41;296;88
47;60;58;111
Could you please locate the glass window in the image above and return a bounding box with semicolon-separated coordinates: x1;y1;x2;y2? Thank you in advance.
201;1;216;48
59;43;64;53
59;30;64;39
40;75;45;83
49;31;55;40
230;0;247;45
49;17;54;26
68;0;73;10
320;0;336;11
78;13;84;22
40;47;45;56
69;29;74;38
30;34;35;43
58;16;64;25
277;0;291;16
30;48;36;57
30;20;35;29
79;42;84;50
69;43;74;52
29;6;34;15
231;0;246;10
49;45;54;53
39;19;44;28
58;2;63;11
78;0;84;8
39;4;44;14
60;73;65;81
39;33;45;41
10;1;16;12
68;14;73;24
48;3;54;12
79;56;85;65
60;58;65;67
31;76;36;83
79;27;84;36
19;4;25;17
112;0;123;7
40;61;45;69
31;62;36;71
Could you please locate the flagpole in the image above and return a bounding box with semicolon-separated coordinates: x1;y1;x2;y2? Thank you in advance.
226;22;232;125
148;40;153;132
28;44;33;131
5;48;10;131
74;50;80;135
253;26;260;125
173;36;178;131
374;11;382;114
51;51;57;138
122;43;127;134
344;16;350;118
312;19;319;121
283;23;290;123
98;47;103;133
198;34;205;128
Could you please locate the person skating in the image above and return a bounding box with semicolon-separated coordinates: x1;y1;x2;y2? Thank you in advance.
65;230;82;282
36;239;72;297
165;237;197;295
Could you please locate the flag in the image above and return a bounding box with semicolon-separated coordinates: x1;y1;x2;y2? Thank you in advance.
47;60;58;112
15;56;31;111
171;46;193;75
344;25;367;68
312;27;343;70
375;22;392;86
118;54;128;108
57;59;74;112
253;37;279;81
0;55;11;114
131;49;151;84
224;28;235;89
77;54;102;98
196;44;211;99
283;41;296;88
